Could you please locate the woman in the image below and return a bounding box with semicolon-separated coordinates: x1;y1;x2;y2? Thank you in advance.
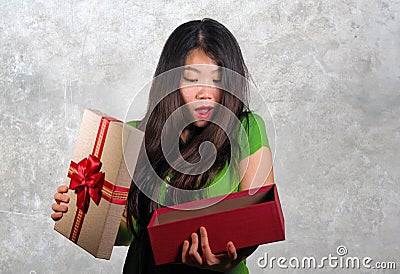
52;18;274;273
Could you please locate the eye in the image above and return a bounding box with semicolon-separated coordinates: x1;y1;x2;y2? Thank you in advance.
183;76;198;83
213;79;222;83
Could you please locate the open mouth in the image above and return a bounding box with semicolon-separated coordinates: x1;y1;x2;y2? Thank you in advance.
194;106;214;119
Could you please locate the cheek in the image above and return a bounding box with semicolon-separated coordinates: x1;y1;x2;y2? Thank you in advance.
215;90;223;103
179;87;194;104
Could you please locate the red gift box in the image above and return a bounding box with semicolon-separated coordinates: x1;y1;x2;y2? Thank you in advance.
147;183;285;265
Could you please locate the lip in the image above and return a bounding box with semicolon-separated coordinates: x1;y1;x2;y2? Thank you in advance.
194;105;214;120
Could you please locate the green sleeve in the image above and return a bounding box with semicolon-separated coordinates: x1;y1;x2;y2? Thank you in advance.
126;120;140;128
115;219;134;246
239;112;270;160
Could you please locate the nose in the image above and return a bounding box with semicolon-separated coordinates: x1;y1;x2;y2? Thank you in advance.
196;85;214;100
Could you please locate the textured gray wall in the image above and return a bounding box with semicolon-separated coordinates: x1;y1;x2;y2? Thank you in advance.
1;0;399;273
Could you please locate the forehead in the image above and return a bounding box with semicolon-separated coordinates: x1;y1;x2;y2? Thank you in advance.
185;49;217;66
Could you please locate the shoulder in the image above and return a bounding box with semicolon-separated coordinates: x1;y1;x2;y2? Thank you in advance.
239;112;268;138
238;111;269;159
240;112;265;128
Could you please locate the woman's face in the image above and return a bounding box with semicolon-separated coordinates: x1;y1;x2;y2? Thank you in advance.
179;49;222;128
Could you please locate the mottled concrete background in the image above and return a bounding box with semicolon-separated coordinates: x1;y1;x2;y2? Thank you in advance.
1;0;399;273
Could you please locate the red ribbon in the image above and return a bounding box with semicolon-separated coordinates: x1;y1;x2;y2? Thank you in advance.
69;154;105;213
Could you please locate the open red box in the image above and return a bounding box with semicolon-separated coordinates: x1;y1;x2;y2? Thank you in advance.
147;183;285;265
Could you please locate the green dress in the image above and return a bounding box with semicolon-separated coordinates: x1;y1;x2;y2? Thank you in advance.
121;112;270;274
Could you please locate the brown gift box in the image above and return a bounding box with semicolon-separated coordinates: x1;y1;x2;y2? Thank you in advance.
54;109;144;259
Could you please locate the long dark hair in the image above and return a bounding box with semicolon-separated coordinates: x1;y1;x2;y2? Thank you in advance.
126;18;250;237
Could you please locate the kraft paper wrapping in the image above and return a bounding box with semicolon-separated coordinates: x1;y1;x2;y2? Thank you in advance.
54;109;144;259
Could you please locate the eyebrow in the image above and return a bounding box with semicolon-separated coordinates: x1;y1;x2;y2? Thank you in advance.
183;66;222;73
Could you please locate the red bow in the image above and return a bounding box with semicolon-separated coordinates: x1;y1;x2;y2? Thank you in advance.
69;154;105;213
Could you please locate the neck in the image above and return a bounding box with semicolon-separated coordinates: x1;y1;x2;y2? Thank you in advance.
180;124;204;144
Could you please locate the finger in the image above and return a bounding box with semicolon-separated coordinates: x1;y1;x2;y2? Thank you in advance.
54;192;70;204
189;233;203;265
226;241;238;261
182;240;189;264
51;212;63;221
57;185;69;193
200;226;213;258
52;203;68;213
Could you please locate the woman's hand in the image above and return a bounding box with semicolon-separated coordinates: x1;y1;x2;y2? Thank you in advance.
51;185;70;221
181;226;239;272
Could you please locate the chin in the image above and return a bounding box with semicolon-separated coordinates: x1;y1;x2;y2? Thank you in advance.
193;120;209;128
